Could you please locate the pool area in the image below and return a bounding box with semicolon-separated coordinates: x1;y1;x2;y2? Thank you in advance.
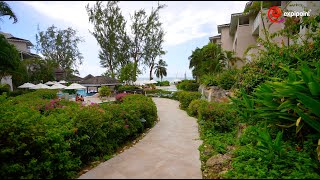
86;92;97;97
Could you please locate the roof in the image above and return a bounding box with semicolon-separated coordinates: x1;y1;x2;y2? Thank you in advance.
80;76;119;85
83;74;94;80
229;13;249;35
69;75;83;82
209;35;221;40
0;32;33;46
217;24;230;33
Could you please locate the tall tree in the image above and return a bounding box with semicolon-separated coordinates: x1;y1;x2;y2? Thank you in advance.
0;34;20;80
189;47;204;81
86;1;130;78
35;25;84;79
144;3;166;80
130;9;148;82
189;43;225;81
154;59;167;82
0;1;17;25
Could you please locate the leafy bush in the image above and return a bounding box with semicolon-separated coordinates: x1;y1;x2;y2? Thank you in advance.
0;90;157;179
187;99;209;117
115;93;129;102
176;80;199;91
198;102;238;133
122;94;157;128
117;85;139;92
170;91;182;100
177;91;201;110
145;89;172;95
8;89;29;97
98;86;111;97
251;63;320;135
156;80;170;86
0;84;10;94
224;126;320;179
201;69;239;90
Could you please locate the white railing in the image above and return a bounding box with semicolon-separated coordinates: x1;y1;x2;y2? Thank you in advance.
252;12;260;34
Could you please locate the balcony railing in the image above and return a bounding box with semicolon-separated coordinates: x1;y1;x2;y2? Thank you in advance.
252;12;260;35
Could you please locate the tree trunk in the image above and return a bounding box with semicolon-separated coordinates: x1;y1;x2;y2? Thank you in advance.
109;61;115;78
149;64;154;80
133;59;138;82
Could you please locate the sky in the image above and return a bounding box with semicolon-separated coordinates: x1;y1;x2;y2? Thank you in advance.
0;1;248;79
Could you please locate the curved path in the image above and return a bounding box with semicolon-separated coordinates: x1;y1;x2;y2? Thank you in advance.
78;98;202;179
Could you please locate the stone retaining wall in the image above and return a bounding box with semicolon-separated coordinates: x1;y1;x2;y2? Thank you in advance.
198;84;233;103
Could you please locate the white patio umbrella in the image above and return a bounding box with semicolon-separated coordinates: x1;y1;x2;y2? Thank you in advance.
65;83;86;90
30;83;50;89
59;80;67;84
49;83;67;89
144;80;157;84
18;82;35;89
133;80;145;86
149;80;158;84
45;81;55;85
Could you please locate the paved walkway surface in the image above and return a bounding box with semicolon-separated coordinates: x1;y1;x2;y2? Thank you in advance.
78;98;202;179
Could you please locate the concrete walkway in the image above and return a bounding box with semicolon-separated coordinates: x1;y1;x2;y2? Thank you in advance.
78;98;202;179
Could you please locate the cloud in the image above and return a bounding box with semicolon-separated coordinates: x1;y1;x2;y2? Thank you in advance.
21;1;249;77
22;1;248;47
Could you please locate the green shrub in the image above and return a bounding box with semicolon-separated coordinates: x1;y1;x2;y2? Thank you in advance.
187;99;209;117
176;80;199;91
122;94;157;128
200;69;239;90
0;84;10;94
0;90;157;179
250;63;320;135
117;85;140;92
178;91;201;110
98;86;111;97
198;102;238;133
170;91;182;100
157;80;170;86
8;89;29;97
224;126;320;179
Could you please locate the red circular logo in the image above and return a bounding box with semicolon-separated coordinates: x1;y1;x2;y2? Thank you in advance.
268;6;284;23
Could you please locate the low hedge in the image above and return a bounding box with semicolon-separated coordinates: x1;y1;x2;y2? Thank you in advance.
177;91;201;110
0;91;157;179
156;81;170;86
117;85;140;92
198;102;238;133
187;99;209;118
0;84;11;94
176;80;199;91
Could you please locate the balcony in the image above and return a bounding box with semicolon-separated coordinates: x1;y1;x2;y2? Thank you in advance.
252;12;260;35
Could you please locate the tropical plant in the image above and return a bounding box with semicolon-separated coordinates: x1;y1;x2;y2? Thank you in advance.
0;34;21;80
0;1;17;24
224;50;243;69
189;42;225;81
154;59;167;81
252;63;320;134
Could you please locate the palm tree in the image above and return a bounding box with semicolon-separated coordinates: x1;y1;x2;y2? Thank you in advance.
0;1;18;24
224;50;243;69
154;59;167;82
